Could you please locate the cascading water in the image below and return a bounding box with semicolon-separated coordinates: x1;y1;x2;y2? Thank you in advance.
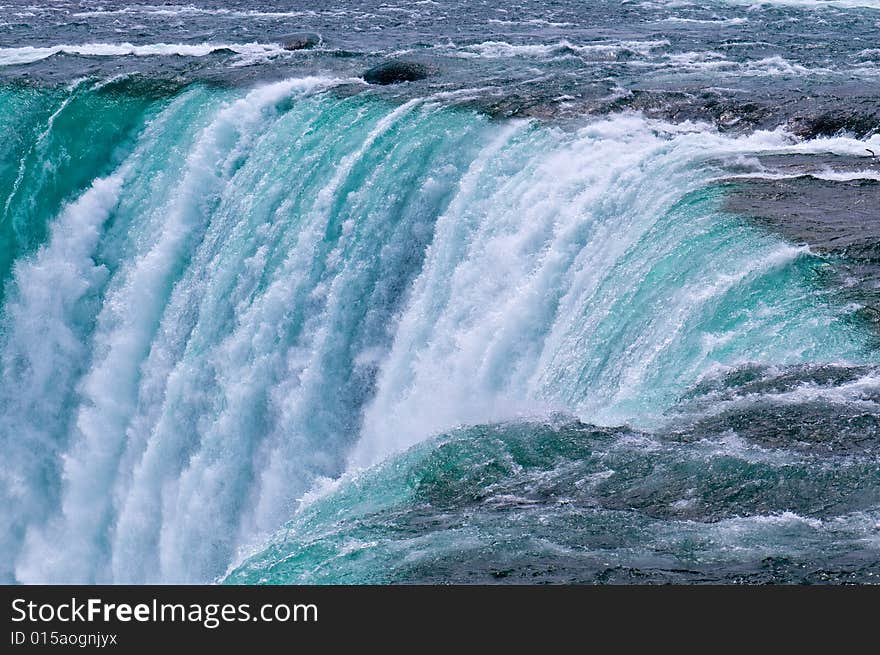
2;0;880;585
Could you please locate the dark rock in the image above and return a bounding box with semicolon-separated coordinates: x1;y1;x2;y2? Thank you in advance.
789;110;880;139
362;60;431;85
278;33;321;51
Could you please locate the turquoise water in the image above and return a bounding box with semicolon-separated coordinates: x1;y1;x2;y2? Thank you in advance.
1;1;880;584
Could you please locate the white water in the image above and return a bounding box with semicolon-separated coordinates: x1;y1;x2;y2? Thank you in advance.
0;80;874;583
719;0;880;9
0;42;286;66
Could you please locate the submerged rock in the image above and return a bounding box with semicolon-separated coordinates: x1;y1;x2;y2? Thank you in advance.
362;60;430;85
278;33;321;51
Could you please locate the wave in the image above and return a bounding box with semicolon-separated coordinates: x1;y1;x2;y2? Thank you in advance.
71;5;318;19
656;52;835;77
486;18;576;27
69;4;394;20
720;169;880;182
452;39;670;60
440;41;870;81
718;0;880;9
0;42;287;67
661;16;750;25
